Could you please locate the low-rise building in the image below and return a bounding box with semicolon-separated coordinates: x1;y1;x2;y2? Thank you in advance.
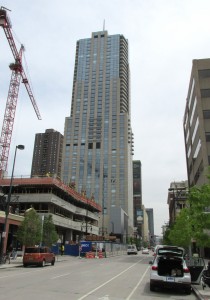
167;180;188;226
0;176;101;253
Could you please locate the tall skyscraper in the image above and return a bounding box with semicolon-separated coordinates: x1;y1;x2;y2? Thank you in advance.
146;208;154;240
133;160;143;238
62;31;134;238
183;59;210;187
31;129;63;178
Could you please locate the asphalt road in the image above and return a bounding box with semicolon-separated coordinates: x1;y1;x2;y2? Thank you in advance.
0;253;198;300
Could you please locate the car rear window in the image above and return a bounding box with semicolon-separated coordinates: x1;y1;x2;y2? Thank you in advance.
25;247;41;253
158;248;183;257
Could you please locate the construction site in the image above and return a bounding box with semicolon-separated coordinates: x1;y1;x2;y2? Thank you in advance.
0;7;116;259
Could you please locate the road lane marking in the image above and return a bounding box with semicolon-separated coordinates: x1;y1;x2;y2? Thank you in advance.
0;261;81;280
52;272;72;279
125;265;150;300
78;258;144;300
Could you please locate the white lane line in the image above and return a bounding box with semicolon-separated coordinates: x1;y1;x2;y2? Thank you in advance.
52;272;72;279
78;259;143;300
125;265;150;300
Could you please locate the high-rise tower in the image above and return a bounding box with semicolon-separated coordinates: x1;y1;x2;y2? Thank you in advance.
31;129;63;178
62;31;134;238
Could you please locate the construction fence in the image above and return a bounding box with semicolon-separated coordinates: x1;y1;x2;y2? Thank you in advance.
52;241;127;258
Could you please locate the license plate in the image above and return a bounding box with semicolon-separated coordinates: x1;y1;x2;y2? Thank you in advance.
166;277;175;282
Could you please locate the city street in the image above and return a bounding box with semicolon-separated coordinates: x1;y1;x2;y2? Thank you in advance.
0;253;197;300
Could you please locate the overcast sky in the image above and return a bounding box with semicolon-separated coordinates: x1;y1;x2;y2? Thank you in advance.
1;0;210;235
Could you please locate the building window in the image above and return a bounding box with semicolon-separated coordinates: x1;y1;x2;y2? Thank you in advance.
199;69;210;78
201;89;210;98
194;160;203;184
187;145;191;158
192;117;199;143
190;97;197;126
206;132;210;142
203;110;210;119
88;143;93;149
193;139;201;159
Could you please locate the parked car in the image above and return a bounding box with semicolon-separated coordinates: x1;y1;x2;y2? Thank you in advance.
23;246;55;267
127;245;138;255
142;248;149;254
149;245;192;294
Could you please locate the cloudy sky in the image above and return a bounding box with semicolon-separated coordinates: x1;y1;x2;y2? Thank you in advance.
0;0;209;235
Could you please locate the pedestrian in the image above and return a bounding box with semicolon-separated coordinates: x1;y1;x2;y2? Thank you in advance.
61;244;65;256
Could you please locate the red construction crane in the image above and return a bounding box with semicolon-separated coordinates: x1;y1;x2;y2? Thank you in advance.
0;7;41;178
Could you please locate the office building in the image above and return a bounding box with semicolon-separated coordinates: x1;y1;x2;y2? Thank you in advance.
183;59;210;187
167;180;188;226
62;31;134;237
146;208;154;237
141;204;149;244
133;160;142;238
31;129;63;179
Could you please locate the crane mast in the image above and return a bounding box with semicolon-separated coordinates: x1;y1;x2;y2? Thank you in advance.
0;7;41;177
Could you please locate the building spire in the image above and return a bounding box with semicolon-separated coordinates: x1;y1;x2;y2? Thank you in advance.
103;19;105;31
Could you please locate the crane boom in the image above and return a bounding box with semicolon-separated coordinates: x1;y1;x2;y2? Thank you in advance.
0;8;41;120
0;7;41;177
0;47;23;174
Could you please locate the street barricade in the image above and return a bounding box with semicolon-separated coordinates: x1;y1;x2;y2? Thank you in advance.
86;251;95;259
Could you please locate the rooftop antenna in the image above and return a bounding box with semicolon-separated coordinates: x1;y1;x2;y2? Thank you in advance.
103;19;105;31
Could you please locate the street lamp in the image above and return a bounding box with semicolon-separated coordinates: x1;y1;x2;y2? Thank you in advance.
40;215;45;246
0;144;25;264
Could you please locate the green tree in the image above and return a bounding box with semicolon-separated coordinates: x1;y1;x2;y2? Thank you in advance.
163;226;172;245
17;208;42;246
42;215;58;247
187;184;210;247
168;208;191;247
168;183;210;248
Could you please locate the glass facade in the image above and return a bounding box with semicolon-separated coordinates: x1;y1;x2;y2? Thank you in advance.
62;31;134;234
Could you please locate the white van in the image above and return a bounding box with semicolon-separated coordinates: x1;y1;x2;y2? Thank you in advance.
127;245;138;255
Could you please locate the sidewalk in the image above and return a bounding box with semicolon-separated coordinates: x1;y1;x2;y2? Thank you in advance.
191;259;210;300
0;255;77;269
0;256;23;269
192;284;210;300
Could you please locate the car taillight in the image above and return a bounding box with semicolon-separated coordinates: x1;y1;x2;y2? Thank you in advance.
152;266;158;271
183;267;190;273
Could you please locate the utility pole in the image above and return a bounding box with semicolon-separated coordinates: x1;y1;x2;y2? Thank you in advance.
0;144;24;264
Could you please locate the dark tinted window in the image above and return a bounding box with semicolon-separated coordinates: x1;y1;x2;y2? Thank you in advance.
25;247;40;253
158;247;183;257
199;69;210;78
203;110;210;119
206;132;210;142
201;89;210;98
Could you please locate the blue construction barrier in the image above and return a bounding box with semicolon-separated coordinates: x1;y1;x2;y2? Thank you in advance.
51;241;127;257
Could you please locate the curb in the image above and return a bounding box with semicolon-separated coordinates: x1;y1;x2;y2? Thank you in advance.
192;285;207;300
